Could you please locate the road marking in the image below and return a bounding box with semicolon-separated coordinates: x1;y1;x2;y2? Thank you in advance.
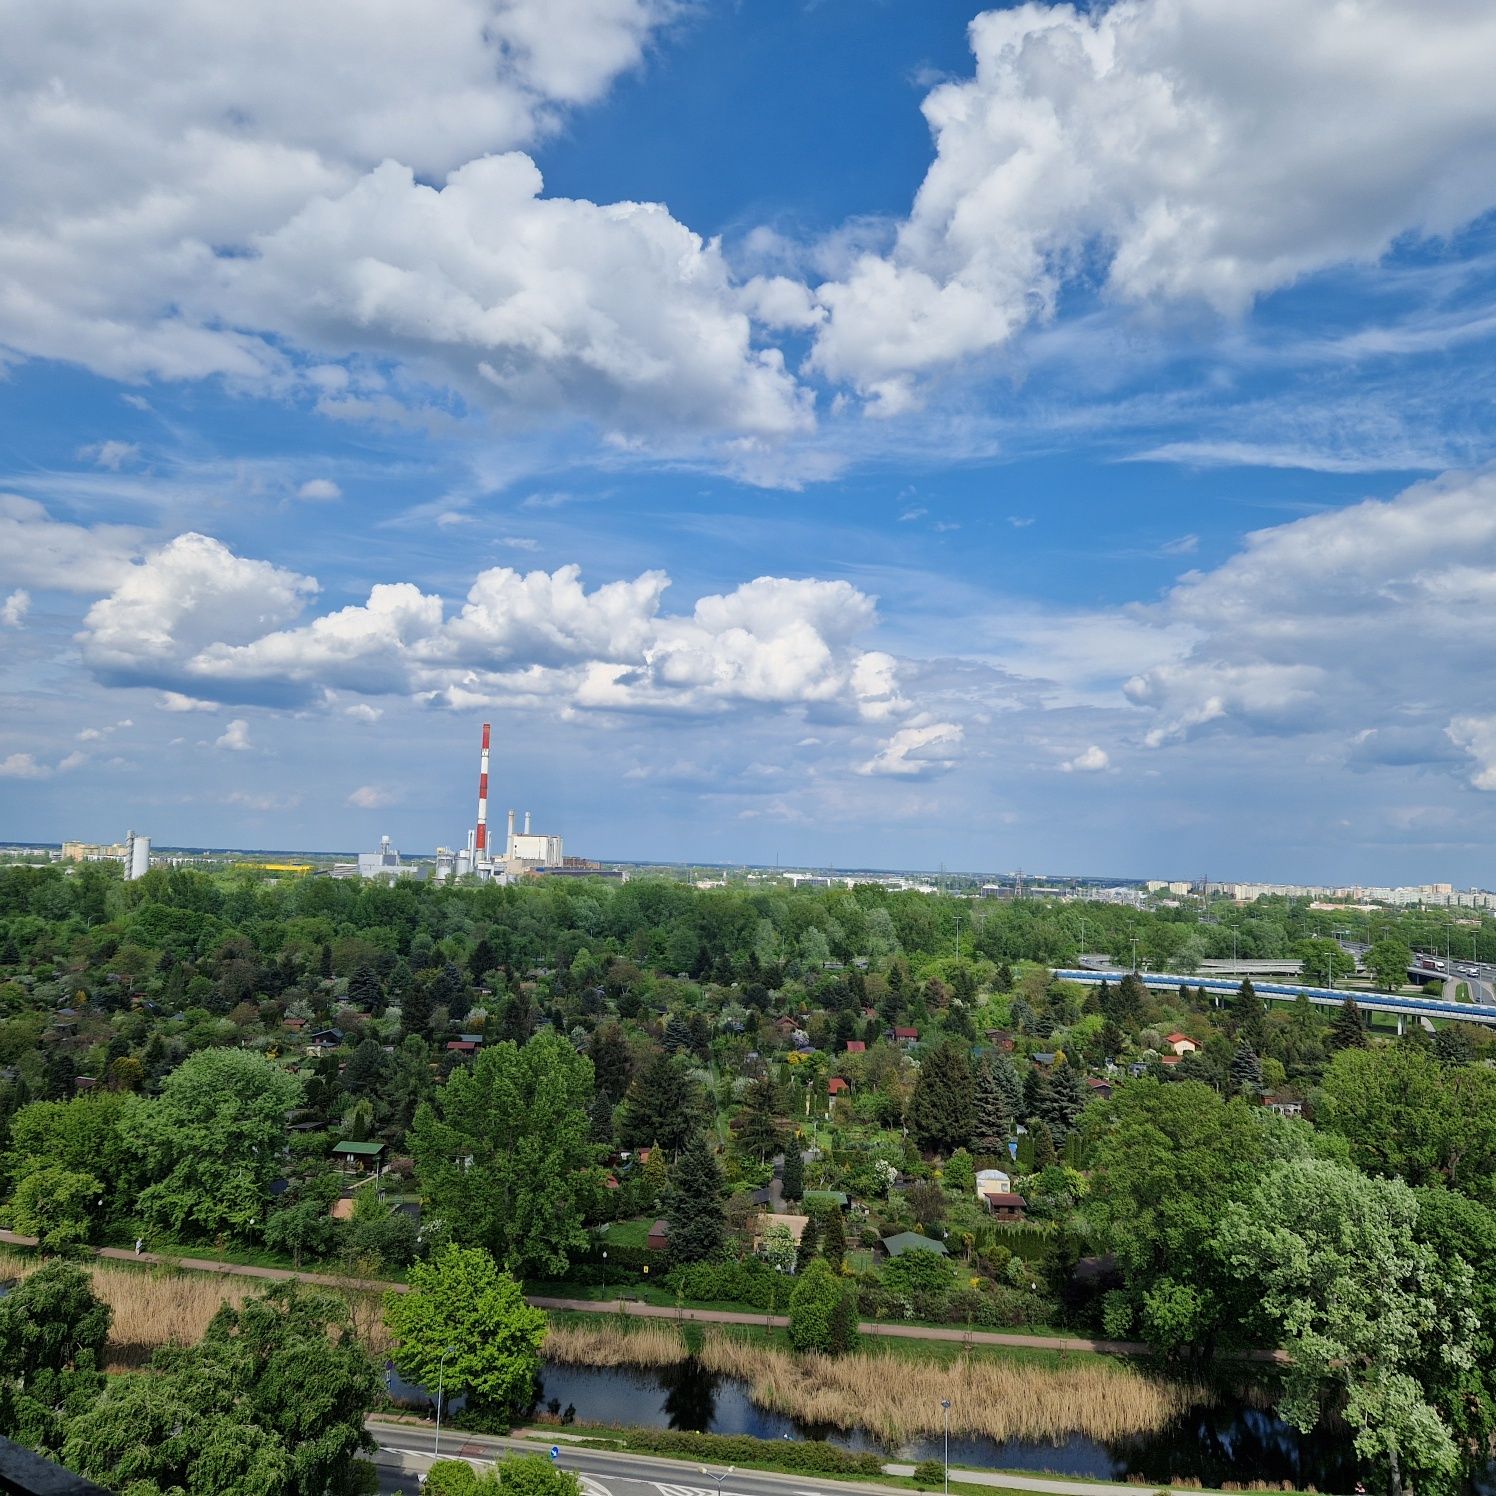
652;1484;756;1496
376;1439;612;1496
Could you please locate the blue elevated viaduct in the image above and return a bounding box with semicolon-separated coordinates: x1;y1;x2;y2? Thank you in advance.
1050;969;1496;1029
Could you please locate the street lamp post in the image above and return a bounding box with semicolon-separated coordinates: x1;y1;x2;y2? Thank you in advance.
941;1398;952;1496
434;1345;456;1460
701;1464;734;1496
602;1248;608;1300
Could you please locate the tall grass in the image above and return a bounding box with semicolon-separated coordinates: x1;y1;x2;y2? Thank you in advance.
4;1258;389;1370
695;1331;1202;1444
535;1316;1202;1443
545;1318;688;1368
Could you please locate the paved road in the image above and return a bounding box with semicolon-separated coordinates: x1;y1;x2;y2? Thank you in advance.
369;1418;1143;1496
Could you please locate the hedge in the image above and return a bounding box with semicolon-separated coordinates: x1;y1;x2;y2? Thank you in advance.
570;1426;886;1476
663;1257;781;1310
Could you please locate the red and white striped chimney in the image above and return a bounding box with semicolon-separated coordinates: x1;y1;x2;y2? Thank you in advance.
475;722;490;858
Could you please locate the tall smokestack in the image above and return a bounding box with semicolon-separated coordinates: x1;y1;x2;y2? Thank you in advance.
507;808;515;854
524;810;531;835
475;722;490;858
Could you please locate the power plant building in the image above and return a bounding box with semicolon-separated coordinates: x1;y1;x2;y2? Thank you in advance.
435;722;574;883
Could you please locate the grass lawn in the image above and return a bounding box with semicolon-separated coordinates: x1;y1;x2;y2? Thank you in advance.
600;1218;655;1249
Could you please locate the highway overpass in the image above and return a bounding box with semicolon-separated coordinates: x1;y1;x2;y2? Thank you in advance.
1050;969;1496;1028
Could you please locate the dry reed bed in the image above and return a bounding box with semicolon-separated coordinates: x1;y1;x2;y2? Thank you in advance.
5;1258;389;1370
696;1332;1203;1444
544;1319;689;1368
538;1318;1201;1444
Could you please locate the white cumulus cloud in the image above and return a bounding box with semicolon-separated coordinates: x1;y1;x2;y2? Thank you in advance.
810;0;1496;405
858;720;964;778
1;590;30;627
1061;745;1111;774
78;533;318;694
296;478;342;501
215;719;253;751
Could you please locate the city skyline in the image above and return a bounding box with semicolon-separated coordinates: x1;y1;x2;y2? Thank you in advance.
6;2;1496;883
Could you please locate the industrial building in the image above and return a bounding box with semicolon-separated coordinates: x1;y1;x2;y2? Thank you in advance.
434;721;589;884
336;835;424;882
58;831;151;880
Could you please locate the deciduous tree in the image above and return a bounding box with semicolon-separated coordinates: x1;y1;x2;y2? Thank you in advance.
409;1030;597;1278
384;1245;546;1427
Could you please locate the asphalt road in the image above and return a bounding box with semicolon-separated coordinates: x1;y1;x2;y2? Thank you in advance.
368;1419;1138;1496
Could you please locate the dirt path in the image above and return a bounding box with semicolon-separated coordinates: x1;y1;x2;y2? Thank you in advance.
0;1230;1278;1362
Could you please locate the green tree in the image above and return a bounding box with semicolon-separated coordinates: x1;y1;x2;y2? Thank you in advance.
409;1030;597;1278
818;1203;847;1269
1217;1159;1473;1496
1317;1047;1496;1201
383;1245;546;1427
1088;1079;1269;1356
734;1075;782;1162
795;1212;822;1273
1366;939;1414;992
1299;939;1355;986
619;1051;697;1153
787;1259;859;1355
907;1039;974;1155
264;1183;344;1269
970;1057;1012;1154
1330;996;1369;1051
0;1259;109;1454
7;1166;104;1252
1037;1058;1086;1141
663;1131;726;1264
496;1454;583;1496
4;1091;135;1203
780;1144;804;1202
63;1281;379;1496
943;1147;976;1197
0;1256;110;1387
1229;1041;1263;1094
1411;1188;1496;1456
120;1047;301;1240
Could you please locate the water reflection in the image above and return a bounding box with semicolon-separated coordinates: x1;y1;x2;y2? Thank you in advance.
399;1358;1494;1494
533;1359;1356;1488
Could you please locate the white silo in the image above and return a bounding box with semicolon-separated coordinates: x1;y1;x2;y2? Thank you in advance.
126;830;151;881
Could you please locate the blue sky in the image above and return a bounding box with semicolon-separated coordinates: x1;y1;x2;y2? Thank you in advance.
6;0;1496;882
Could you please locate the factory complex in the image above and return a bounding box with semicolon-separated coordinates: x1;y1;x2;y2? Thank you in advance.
340;722;622;885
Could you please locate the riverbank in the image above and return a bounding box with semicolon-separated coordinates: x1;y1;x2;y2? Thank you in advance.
544;1317;1206;1445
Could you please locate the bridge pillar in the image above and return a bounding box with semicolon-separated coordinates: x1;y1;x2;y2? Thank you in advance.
1396;1016;1405;1037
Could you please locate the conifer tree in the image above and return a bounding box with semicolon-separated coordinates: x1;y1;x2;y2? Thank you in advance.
620;1052;696;1152
908;1039;975;1155
819;1205;847;1269
781;1144;804;1202
1230;1041;1263;1092
663;1131;726;1265
795;1211;822;1273
1030;1121;1057;1169
1329;996;1368;1051
971;1056;1012;1153
1038;1058;1086;1141
735;1074;782;1162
